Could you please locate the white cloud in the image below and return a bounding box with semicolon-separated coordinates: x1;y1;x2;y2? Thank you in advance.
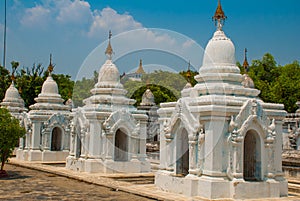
21;5;51;28
88;7;143;38
182;39;196;49
19;1;143;38
56;0;93;25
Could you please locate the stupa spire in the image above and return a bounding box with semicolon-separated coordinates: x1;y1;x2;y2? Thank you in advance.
136;59;145;74
105;30;114;60
48;54;54;75
243;48;249;72
213;0;227;30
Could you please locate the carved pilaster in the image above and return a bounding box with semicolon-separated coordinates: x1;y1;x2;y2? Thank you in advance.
265;119;276;180
188;133;198;175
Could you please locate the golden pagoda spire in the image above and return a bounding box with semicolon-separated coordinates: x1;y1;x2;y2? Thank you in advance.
48;54;54;74
105;30;114;60
213;0;227;30
243;48;249;72
136;59;146;74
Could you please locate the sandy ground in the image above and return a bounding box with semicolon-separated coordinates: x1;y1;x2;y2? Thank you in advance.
0;164;154;201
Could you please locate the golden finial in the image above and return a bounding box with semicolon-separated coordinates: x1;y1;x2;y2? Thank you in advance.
243;48;249;72
213;0;227;30
105;30;114;60
11;73;15;81
48;54;54;74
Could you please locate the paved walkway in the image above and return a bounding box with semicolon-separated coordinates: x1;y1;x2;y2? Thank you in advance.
6;158;300;201
0;164;152;201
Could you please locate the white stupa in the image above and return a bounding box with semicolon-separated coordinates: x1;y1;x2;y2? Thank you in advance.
1;78;27;118
155;1;288;199
66;31;150;173
16;55;71;162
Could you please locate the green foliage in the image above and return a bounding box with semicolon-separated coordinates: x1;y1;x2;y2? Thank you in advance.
15;64;45;107
14;63;74;107
269;61;300;112
52;74;74;101
179;70;198;86
236;61;246;75
0;65;11;102
72;76;97;107
248;53;300;113
0;108;26;170
141;70;187;98
130;84;178;106
124;70;188;106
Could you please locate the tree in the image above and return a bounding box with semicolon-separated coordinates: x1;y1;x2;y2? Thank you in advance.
270;61;300;112
247;53;300;113
129;84;178;106
123;70;188;106
72;72;98;107
14;63;74;107
0;65;11;102
52;74;74;101
15;63;45;107
0;108;25;173
179;70;198;86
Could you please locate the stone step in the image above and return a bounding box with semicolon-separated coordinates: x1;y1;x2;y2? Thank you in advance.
289;179;300;185
288;182;300;193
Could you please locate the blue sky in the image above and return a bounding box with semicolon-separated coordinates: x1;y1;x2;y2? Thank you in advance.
0;0;299;80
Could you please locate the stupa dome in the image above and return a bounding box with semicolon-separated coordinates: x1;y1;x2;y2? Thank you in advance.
1;82;26;114
202;30;235;68
97;59;120;85
141;89;155;106
41;76;59;95
4;83;21;100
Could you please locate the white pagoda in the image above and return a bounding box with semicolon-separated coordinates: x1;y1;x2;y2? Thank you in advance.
155;1;288;199
16;55;71;161
66;32;151;173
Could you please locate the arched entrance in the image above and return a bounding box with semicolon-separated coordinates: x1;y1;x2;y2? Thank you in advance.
114;129;128;161
243;130;262;181
176;128;189;176
51;127;63;151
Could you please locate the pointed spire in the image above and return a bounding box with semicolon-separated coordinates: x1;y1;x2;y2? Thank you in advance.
213;0;227;30
243;48;249;72
48;54;54;74
105;30;114;60
136;59;145;74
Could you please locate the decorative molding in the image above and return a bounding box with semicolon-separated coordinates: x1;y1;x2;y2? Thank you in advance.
102;109;138;136
164;99;201;142
226;99;276;180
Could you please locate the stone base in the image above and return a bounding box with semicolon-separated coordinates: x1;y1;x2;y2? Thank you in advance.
27;150;43;161
16;149;29;161
41;150;69;162
66;157;151;173
16;149;69;162
155;171;288;199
